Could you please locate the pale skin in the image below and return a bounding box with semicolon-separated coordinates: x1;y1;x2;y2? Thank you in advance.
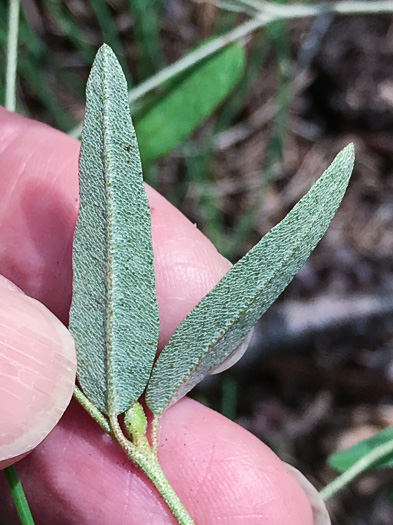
0;108;313;524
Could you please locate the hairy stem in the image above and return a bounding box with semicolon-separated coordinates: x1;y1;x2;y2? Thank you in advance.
4;465;35;525
320;438;393;501
74;387;193;522
151;414;161;455
73;385;112;435
131;448;195;525
5;0;21;112
109;412;195;525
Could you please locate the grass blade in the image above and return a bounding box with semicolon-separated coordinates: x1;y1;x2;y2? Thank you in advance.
127;0;165;81
5;0;21;111
321;435;393;501
135;43;245;166
4;465;35;525
328;425;393;472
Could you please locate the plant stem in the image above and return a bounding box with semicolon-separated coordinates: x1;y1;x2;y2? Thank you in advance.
110;413;195;525
132;448;195;525
5;0;21;112
320;437;393;501
4;465;35;525
151;414;161;455
73;385;112;435
74;388;193;522
69;0;393;139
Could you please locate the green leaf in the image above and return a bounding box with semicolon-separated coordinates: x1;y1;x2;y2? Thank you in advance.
134;43;245;166
145;144;355;415
69;44;159;415
329;425;393;473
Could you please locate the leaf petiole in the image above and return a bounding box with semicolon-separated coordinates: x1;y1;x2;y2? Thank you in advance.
109;411;195;525
73;386;194;524
73;385;112;436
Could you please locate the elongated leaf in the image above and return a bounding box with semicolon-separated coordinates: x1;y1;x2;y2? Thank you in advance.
329;426;393;473
146;144;355;415
69;44;159;415
135;43;245;166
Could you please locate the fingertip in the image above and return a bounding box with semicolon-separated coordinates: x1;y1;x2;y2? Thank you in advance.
0;398;314;524
159;398;314;524
0;112;232;340
0;285;76;468
0;110;79;323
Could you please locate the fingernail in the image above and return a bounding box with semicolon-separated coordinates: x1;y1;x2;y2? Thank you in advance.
209;328;254;374
285;463;331;525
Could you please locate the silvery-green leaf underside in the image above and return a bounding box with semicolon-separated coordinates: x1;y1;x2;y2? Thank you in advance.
69;44;159;415
145;144;355;415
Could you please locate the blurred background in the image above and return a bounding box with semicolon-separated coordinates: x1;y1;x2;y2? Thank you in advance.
2;1;393;523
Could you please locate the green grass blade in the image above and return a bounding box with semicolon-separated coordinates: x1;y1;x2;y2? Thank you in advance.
216;31;271;132
227;16;292;256
5;0;21;111
4;465;35;525
220;375;238;420
321;435;393;501
42;0;95;64
329;425;393;472
89;0;131;82
265;15;291;176
13;7;44;58
190;33;272;256
17;55;73;130
127;0;165;81
135;43;245;167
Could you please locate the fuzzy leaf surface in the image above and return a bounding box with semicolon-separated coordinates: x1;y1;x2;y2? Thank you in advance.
329;425;393;472
69;44;159;415
135;43;245;166
145;144;355;415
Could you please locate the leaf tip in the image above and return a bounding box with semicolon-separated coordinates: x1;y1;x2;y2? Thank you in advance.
347;141;355;156
97;42;115;57
94;43;121;71
343;142;355;164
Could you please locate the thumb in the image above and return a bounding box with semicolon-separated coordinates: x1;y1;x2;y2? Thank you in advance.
0;276;76;469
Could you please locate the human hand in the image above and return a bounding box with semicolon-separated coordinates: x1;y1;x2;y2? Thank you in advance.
0;108;317;524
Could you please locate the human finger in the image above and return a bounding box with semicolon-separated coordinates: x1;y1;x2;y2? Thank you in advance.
0;108;230;350
0;276;76;469
0;398;313;524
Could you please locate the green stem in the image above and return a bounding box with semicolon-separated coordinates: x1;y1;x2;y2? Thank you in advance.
320;438;393;501
73;385;112;436
5;0;21;111
151;414;161;455
69;0;393;139
4;465;35;525
74;382;189;520
110;413;195;525
74;389;192;522
132;448;195;525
